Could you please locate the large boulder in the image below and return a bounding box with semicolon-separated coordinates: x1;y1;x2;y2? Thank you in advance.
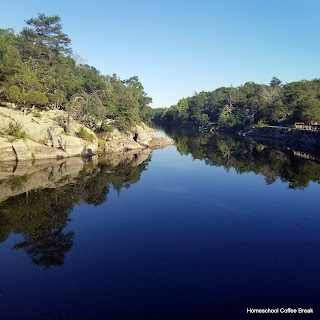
103;140;144;153
12;140;33;161
149;137;175;150
134;124;155;147
24;140;68;159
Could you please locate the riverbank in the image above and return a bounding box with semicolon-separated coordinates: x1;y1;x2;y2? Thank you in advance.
0;105;174;162
244;126;320;155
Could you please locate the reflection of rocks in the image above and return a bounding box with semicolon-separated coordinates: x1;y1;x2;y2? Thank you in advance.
0;149;152;203
245;126;320;154
0;157;91;202
0;149;151;268
99;148;151;168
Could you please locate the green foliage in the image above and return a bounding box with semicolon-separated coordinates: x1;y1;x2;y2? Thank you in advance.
76;127;95;142
162;127;320;189
0;153;151;266
154;77;320;130
98;138;106;151
9;174;27;191
0;14;153;130
100;122;112;132
66;92;107;130
256;119;267;128
24;13;71;56
6;121;26;139
32;110;42;118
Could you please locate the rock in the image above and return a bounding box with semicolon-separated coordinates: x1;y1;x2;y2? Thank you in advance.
103;139;144;153
48;124;65;148
12;140;32;161
24;140;68;159
58;134;98;156
149;137;174;150
0;106;99;161
134;124;155;147
0;137;15;161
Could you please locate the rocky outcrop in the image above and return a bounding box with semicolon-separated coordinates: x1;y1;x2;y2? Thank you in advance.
101;123;173;153
244;127;320;154
149;137;174;150
0;105;173;162
0;107;98;161
103;139;144;153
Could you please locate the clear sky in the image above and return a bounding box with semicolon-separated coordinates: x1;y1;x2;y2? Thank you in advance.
1;0;319;108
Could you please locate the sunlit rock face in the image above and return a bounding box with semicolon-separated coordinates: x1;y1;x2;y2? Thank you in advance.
0;106;173;162
0;107;99;160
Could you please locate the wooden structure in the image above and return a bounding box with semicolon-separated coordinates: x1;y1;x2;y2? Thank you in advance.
295;123;320;131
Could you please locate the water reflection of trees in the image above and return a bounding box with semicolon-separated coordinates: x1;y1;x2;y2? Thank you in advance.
0;151;151;268
164;127;320;189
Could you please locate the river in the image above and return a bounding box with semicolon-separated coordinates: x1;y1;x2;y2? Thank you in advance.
0;128;320;319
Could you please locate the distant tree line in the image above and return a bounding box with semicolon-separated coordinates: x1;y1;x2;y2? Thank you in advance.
153;77;320;130
0;13;153;131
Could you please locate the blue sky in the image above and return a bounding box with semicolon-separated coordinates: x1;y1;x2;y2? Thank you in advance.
1;0;319;108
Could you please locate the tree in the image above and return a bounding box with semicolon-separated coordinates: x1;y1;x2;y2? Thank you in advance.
172;98;189;123
270;77;282;88
6;66;48;109
24;13;71;56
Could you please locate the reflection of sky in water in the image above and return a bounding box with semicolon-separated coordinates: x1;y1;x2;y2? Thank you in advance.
1;133;320;319
154;128;171;139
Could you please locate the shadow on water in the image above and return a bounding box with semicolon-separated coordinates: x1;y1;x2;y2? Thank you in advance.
0;149;151;268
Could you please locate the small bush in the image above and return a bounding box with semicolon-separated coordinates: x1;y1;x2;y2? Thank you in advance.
32;110;42;118
256;120;268;128
76;127;95;142
6;121;26;140
100;122;113;132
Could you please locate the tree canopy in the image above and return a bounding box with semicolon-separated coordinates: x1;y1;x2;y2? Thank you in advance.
0;14;153;131
154;78;320;130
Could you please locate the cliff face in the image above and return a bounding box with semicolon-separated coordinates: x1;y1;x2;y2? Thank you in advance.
0;106;174;162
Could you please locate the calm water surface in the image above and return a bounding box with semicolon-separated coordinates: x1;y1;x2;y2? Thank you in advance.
1;129;320;319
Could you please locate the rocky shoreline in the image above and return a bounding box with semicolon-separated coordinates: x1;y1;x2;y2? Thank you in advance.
244;126;320;155
0;106;174;162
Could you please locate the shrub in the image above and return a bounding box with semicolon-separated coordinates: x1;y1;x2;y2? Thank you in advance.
32;110;42;118
256;119;268;128
100;122;113;132
76;127;95;142
6;121;26;139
